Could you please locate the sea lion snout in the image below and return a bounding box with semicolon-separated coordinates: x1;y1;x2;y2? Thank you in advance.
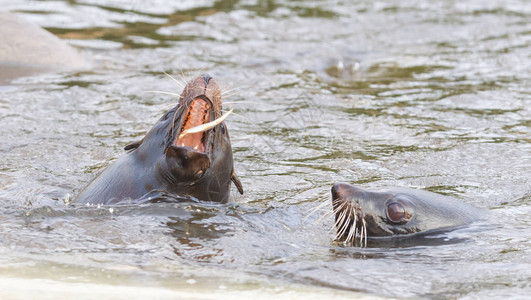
331;183;347;200
332;183;363;202
180;74;221;112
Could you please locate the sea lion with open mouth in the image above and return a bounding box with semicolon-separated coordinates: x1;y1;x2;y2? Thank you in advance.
330;183;482;247
75;74;243;205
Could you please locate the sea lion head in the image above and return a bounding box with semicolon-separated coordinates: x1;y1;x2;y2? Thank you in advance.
331;183;480;246
125;75;243;202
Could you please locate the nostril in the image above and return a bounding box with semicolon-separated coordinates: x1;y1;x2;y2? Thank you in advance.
331;183;362;201
331;184;339;198
202;74;212;85
331;183;347;199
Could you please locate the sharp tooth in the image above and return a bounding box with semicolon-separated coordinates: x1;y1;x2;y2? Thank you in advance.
194;145;199;150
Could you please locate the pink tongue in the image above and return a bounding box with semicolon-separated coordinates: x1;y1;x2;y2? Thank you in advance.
175;98;210;152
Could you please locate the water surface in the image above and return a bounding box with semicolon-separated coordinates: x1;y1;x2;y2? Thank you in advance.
0;0;530;298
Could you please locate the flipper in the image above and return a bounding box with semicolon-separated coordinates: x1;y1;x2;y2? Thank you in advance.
231;170;244;195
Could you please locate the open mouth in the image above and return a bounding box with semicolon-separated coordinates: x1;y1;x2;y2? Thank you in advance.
175;98;212;153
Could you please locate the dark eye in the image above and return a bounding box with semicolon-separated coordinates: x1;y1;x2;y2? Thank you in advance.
387;203;406;223
220;123;226;134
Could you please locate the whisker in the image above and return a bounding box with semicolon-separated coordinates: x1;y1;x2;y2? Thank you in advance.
220;78;246;95
329;207;342;224
331;205;346;225
152;102;178;118
221;110;250;123
332;198;343;208
358;217;364;247
346;218;356;243
333;209;345;228
353;212;358;241
334;209;348;233
329;221;340;234
330;223;338;235
362;218;367;247
222;87;241;95
337;212;351;238
338;214;350;241
223;101;261;105
217;78;229;91
303;200;330;220
320;209;335;219
359;223;364;247
308;199;331;213
220;78;239;89
329;199;352;235
179;70;189;85
221;92;242;99
336;200;348;212
336;210;349;235
164;72;184;88
145;90;183;98
341;205;355;242
315;209;334;226
334;219;345;238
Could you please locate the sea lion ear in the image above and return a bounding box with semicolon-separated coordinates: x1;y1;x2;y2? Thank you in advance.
124;139;143;151
231;170;244;195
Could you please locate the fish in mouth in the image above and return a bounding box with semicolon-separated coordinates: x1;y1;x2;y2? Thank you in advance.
330;183;482;247
74;74;242;205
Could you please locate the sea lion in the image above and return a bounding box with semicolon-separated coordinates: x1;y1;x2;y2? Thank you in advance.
75;74;243;205
0;12;88;83
331;183;481;246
